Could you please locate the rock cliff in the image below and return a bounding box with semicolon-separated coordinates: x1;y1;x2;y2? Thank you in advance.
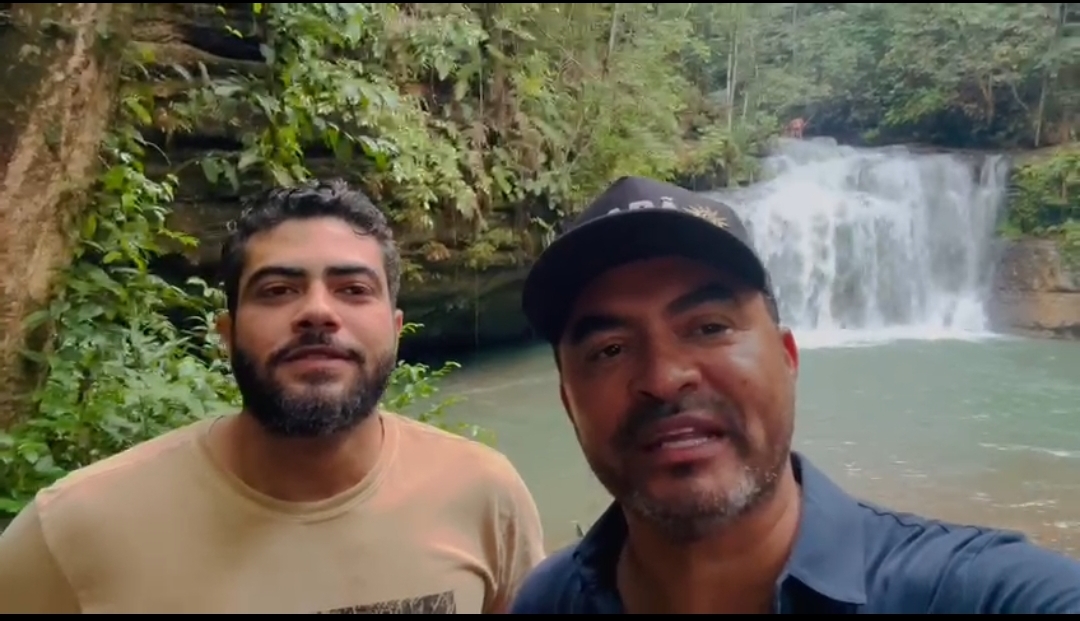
989;239;1080;339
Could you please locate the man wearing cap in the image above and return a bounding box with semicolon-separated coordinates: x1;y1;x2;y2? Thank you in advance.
509;176;1080;614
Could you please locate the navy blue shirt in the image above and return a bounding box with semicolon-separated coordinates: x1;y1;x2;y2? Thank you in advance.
510;453;1080;614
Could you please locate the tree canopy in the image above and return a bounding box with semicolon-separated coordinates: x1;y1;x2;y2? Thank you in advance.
171;3;1078;257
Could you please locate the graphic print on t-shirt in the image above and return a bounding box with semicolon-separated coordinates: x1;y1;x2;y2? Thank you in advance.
316;590;457;614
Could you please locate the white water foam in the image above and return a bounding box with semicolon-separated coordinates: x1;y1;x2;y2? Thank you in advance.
709;138;1010;350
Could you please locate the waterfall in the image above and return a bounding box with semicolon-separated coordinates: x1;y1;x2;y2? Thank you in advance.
709;137;1009;348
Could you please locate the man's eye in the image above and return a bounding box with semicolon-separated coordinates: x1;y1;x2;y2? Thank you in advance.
587;343;623;362
600;344;622;358
341;285;372;296
261;285;293;297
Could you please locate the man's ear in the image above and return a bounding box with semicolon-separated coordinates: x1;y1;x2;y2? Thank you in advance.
215;312;234;357
779;327;799;377
393;308;404;335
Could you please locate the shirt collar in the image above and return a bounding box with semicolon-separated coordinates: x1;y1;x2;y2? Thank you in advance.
785;453;867;604
573;452;868;606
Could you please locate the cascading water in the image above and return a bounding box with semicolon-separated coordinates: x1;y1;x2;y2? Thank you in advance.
709;137;1009;348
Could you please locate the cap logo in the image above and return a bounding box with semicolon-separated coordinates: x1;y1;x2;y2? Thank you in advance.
604;195;730;230
607;195;680;215
685;204;729;230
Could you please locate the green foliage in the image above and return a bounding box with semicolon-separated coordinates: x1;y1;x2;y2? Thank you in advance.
383;323;491;445
673;3;1078;150
1005;149;1080;260
172;3;777;253
0;91;239;517
189;3;488;225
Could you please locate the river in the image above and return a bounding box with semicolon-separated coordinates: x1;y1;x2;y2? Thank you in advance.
422;139;1080;555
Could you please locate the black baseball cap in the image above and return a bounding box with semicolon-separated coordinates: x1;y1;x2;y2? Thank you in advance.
521;176;775;344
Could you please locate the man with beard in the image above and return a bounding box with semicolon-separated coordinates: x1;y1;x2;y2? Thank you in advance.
0;180;545;614
508;176;1080;614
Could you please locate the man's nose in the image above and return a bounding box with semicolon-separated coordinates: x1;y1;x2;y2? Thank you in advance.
292;285;341;331
630;338;701;402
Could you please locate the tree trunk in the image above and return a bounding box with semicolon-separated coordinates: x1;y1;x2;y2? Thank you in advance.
0;3;133;427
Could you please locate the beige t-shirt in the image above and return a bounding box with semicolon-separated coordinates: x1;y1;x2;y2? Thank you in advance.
0;413;546;613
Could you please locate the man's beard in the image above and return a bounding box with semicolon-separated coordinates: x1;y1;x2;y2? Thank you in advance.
230;331;397;439
586;392;790;543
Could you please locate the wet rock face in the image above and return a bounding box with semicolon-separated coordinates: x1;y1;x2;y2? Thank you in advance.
988;239;1080;340
393;266;535;360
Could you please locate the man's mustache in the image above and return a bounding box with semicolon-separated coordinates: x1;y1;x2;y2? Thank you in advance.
268;331;365;367
614;392;747;452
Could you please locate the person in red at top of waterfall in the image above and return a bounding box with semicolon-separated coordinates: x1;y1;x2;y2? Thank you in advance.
785;117;806;139
508;175;1080;614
